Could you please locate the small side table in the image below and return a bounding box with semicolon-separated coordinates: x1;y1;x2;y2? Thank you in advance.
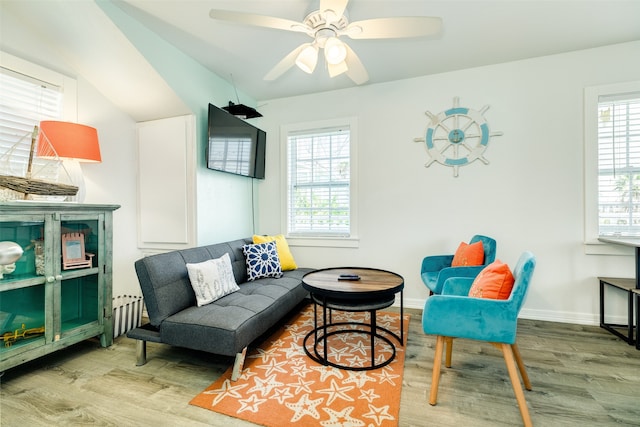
598;277;636;345
302;267;404;370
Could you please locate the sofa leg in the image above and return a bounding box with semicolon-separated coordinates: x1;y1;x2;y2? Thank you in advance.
135;340;147;366
231;347;247;381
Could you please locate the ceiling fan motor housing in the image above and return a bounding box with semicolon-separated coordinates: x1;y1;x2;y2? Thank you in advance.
304;10;349;46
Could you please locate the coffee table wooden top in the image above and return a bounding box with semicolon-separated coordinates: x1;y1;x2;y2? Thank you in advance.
302;267;404;299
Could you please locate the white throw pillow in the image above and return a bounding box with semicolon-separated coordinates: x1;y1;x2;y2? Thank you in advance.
186;253;240;306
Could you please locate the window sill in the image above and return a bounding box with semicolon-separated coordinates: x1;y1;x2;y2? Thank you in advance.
584;240;634;256
286;236;359;248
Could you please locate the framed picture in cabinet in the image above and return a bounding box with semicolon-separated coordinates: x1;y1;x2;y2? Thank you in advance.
61;232;94;270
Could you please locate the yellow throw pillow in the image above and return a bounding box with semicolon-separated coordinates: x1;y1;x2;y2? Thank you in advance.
252;234;298;271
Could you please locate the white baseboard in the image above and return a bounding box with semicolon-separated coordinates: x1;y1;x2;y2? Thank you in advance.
402;297;426;310
519;308;600;326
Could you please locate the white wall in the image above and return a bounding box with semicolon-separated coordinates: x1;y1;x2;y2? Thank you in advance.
257;41;640;325
77;78;141;297
1;3;142;297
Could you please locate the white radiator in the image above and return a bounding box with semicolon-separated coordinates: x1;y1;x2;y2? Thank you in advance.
112;295;144;338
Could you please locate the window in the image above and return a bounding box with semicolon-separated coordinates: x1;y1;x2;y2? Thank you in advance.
283;118;358;247
585;81;640;249
0;52;76;189
597;93;640;236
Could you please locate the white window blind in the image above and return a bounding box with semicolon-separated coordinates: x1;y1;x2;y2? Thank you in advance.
598;92;640;236
0;66;63;177
287;126;351;236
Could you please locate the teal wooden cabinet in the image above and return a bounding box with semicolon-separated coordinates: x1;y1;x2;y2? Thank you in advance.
0;202;119;372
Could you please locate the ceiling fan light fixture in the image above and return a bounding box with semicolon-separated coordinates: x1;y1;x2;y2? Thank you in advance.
324;37;347;65
295;44;318;74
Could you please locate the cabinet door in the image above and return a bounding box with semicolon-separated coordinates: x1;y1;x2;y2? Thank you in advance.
137;115;196;250
57;214;104;342
0;214;49;356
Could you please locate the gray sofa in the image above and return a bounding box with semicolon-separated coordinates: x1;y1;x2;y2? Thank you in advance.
127;237;313;380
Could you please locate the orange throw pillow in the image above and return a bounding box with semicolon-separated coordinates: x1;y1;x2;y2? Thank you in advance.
451;241;484;267
468;260;515;300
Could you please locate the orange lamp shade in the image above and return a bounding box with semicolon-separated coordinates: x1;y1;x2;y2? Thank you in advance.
37;121;101;162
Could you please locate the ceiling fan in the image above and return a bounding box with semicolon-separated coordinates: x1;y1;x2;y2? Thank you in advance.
209;0;442;85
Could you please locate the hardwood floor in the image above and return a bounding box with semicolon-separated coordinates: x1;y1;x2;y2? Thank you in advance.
1;307;639;426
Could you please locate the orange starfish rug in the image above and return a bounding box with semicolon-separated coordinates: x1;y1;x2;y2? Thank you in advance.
190;303;409;426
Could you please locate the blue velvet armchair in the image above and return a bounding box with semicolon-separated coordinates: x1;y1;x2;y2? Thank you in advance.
422;251;536;427
420;235;497;295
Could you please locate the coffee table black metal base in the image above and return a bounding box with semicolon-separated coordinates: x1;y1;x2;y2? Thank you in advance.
303;293;403;370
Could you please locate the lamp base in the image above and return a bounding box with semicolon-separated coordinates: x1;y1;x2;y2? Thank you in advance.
62;159;86;203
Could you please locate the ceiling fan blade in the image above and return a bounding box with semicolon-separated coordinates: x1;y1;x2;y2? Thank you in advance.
320;0;349;22
343;16;442;39
264;43;309;81
343;44;369;85
327;61;348;78
209;9;311;34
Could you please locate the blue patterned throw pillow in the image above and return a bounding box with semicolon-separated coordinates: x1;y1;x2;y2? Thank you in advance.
242;241;283;281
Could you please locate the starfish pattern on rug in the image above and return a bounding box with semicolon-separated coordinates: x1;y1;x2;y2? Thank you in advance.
248;346;279;363
358;388;381;403
372;368;400;386
286;393;324;422
190;304;409;427
321;406;365;427
343;370;377;388
287;376;315;394
290;359;314;378
256;357;289;376
202;378;248;406
317;378;355;405
363;404;395;425
238;393;267;413
248;373;284;396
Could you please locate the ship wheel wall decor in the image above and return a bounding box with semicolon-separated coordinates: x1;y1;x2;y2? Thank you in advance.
414;97;503;177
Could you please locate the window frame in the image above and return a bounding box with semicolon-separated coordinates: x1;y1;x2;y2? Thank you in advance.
281;117;359;248
584;80;640;255
0;52;78;183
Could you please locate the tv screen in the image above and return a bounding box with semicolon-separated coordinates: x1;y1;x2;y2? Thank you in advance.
207;103;266;179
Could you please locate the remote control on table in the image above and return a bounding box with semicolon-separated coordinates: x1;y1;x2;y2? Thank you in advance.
338;274;361;281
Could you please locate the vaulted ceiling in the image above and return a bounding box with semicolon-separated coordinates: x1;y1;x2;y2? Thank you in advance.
109;0;640;100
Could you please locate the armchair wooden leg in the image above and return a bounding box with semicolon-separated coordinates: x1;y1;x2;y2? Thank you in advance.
500;343;533;427
429;335;445;405
511;343;532;391
445;337;453;368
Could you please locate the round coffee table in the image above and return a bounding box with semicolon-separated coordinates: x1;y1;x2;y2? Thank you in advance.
302;267;404;370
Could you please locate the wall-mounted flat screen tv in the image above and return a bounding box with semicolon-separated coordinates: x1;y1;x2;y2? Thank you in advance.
207;103;266;179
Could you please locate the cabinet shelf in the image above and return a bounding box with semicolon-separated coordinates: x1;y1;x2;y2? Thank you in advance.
0;336;45;354
0;202;119;372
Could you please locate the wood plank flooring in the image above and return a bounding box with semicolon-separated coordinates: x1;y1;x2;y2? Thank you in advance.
1;306;639;426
